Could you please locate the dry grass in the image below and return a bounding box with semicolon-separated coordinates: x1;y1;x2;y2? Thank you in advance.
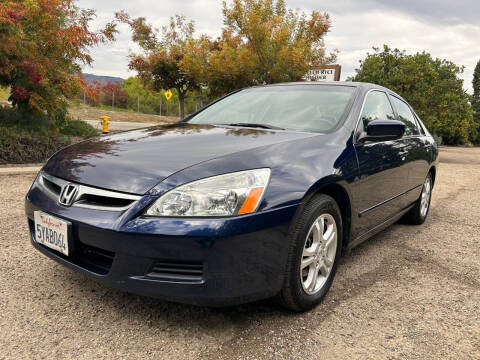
69;105;179;124
0;87;9;101
0;94;179;124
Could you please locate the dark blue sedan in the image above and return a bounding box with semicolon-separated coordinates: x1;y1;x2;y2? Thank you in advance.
25;82;438;311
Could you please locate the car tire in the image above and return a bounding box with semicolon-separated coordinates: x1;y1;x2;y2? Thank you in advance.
277;194;342;312
403;172;433;225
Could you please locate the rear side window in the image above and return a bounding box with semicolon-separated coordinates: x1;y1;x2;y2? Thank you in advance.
360;91;395;129
414;113;426;135
390;96;420;136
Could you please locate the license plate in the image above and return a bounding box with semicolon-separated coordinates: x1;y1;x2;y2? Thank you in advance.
34;211;69;256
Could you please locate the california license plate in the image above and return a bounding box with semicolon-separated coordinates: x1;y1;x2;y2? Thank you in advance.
34;211;69;256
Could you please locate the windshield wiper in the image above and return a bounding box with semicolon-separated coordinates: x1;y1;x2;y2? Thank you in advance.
222;122;285;130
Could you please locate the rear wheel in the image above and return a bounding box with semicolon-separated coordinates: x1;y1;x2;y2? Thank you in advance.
278;194;342;312
404;172;433;225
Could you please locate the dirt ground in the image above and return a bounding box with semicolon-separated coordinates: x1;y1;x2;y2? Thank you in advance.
0;147;479;359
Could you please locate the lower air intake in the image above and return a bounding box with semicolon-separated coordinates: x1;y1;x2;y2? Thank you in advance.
146;260;204;282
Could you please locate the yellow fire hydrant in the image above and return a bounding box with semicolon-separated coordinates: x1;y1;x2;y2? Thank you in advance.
100;115;110;134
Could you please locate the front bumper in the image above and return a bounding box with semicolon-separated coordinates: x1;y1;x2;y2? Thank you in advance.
25;182;297;306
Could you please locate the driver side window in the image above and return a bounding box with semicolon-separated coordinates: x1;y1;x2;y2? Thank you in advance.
361;91;395;130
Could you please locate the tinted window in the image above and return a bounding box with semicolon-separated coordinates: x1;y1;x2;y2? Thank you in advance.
188;85;356;133
390;96;420;136
360;91;395;129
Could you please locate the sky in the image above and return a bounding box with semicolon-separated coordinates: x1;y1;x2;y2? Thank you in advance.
79;0;480;92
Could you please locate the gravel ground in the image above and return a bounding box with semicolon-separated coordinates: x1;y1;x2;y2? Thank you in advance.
0;147;479;359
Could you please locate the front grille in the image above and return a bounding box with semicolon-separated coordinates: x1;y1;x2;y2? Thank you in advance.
39;171;141;211
42;176;62;196
75;193;134;209
146;260;204;282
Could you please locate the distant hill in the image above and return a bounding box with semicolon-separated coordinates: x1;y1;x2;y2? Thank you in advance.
82;73;124;84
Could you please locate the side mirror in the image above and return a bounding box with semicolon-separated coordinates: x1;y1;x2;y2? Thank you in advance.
358;120;405;144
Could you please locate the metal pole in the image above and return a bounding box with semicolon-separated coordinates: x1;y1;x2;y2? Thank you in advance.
159;97;162;116
137;95;139;113
166;101;168;116
112;92;114;111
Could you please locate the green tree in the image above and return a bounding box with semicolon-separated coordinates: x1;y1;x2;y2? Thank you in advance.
117;13;198;119
121;77;208;117
0;0;116;125
472;60;480;144
122;77;162;114
350;46;474;145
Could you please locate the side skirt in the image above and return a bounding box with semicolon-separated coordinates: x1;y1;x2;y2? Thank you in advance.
347;204;415;251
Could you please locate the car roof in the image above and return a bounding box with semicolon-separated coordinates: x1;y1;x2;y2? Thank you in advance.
260;81;405;102
263;81;380;90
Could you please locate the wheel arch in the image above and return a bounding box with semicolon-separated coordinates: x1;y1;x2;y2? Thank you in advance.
429;165;437;187
293;176;353;254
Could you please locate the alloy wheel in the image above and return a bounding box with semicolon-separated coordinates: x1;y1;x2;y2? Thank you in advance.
420;176;432;217
300;213;338;295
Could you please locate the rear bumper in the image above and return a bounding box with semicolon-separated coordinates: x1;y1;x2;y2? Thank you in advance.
25;192;297;306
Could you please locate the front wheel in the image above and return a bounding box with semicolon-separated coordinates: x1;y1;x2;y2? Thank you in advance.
404;172;433;225
277;194;342;312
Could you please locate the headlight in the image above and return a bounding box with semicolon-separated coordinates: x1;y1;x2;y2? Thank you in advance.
145;168;271;217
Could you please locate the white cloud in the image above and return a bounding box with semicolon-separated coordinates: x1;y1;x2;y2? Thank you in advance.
326;10;480;91
80;0;223;78
79;0;480;92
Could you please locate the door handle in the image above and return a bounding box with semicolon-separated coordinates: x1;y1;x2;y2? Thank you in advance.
398;149;408;161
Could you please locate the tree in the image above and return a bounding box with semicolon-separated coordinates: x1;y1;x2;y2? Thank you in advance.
181;29;257;98
181;0;336;97
472;60;480;144
100;82;128;109
117;13;198;119
0;0;116;124
350;46;475;145
223;0;335;84
122;77;162;114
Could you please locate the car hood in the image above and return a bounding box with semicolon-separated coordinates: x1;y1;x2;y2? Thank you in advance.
43;123;317;194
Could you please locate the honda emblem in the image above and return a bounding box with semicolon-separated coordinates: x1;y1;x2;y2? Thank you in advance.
59;184;78;206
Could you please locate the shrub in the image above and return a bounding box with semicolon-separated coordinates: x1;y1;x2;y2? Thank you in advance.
60;119;98;138
0;126;71;164
0;107;97;164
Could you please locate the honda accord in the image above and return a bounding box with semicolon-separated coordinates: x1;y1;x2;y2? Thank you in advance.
25;82;438;311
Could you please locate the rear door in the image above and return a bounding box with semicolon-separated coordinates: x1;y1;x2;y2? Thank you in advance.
389;95;431;205
352;90;410;236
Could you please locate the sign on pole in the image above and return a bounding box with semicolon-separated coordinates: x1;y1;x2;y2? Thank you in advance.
303;65;341;82
165;90;172;101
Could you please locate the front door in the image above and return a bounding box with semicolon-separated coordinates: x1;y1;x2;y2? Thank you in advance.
351;91;410;237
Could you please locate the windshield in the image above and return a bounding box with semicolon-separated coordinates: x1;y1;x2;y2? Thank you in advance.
187;85;356;132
